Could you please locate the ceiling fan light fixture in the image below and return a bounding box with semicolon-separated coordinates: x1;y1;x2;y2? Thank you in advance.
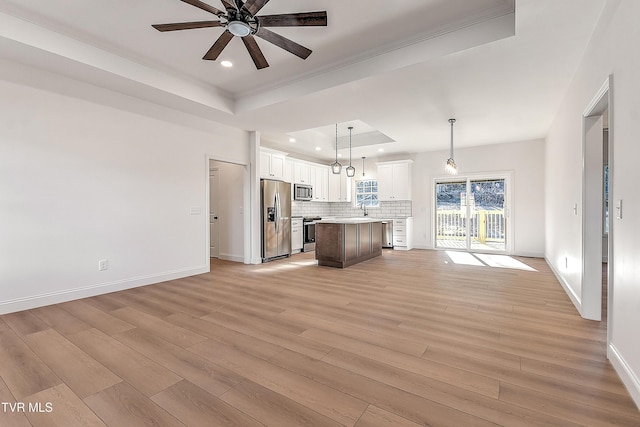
228;20;251;37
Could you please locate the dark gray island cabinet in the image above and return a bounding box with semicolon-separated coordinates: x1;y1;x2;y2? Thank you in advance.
315;219;383;268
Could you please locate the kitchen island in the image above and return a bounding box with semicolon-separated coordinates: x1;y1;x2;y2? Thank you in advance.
315;218;382;268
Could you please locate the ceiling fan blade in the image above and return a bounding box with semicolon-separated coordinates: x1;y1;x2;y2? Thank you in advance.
242;35;269;69
259;12;327;27
152;21;222;32
219;0;237;11
256;27;312;59
180;0;224;16
203;30;234;60
242;0;269;16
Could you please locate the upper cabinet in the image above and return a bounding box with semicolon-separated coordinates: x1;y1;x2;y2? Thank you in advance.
328;172;351;202
310;164;329;202
377;160;413;201
260;149;286;180
293;161;311;185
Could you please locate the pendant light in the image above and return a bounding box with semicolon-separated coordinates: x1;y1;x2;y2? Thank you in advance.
445;118;458;175
361;156;367;178
346;126;356;177
330;123;342;174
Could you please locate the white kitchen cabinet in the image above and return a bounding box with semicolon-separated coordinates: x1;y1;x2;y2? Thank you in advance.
294;161;311;184
377;160;412;201
291;218;303;253
392;217;413;250
328;172;351;202
311;165;329;202
260;149;286;180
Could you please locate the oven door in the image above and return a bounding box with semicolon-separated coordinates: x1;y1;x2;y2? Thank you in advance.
303;222;316;251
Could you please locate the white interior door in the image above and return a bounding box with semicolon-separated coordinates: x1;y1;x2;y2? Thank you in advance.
209;169;220;258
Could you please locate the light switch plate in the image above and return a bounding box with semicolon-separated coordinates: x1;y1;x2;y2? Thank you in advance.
616;200;622;219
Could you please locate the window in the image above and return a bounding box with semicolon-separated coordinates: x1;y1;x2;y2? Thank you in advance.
355;179;379;208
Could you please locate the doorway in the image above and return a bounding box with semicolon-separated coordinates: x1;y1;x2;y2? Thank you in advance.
581;77;612;324
208;159;247;263
209;168;220;259
434;174;510;253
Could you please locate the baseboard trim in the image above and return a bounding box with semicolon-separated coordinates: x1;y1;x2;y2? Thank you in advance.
545;256;582;315
218;253;244;263
609;343;640;410
0;265;209;315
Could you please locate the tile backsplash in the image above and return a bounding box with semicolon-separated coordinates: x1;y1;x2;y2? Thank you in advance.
292;200;412;218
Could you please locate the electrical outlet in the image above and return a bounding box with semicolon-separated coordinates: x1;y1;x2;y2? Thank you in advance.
98;259;108;271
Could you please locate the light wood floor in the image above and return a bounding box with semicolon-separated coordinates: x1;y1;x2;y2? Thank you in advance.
1;250;638;426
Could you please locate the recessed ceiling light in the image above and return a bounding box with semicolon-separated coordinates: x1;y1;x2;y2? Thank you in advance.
315;147;322;151
289;138;296;143
378;148;385;152
221;60;233;68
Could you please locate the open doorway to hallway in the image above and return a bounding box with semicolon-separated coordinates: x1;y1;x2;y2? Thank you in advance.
209;159;245;263
581;77;611;327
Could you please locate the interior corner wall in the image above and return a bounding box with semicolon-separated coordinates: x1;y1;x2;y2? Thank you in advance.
411;139;546;257
0;66;249;314
544;0;640;408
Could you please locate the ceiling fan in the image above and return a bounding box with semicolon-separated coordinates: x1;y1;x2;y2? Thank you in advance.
153;0;327;69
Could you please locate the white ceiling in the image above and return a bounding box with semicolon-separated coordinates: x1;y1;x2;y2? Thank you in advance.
0;0;605;162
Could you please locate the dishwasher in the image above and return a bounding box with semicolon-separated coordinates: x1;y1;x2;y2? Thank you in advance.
381;220;394;248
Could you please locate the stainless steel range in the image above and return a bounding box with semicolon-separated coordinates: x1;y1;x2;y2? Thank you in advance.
302;217;321;252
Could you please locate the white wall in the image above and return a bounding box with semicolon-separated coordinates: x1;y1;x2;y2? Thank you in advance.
545;0;640;408
0;64;249;314
411;139;546;256
210;160;245;262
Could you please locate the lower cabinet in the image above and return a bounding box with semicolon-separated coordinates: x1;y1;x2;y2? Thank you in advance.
292;218;303;254
392;217;413;250
316;221;382;268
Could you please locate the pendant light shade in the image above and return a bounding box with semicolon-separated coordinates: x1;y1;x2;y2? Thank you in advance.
446;118;458;175
346;126;356;177
330;123;342;174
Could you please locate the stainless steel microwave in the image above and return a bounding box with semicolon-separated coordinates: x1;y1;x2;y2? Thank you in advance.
294;184;313;201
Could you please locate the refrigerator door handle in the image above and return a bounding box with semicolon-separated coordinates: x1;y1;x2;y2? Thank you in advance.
274;192;279;233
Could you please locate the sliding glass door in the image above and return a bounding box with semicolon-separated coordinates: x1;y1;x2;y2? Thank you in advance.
435;176;509;252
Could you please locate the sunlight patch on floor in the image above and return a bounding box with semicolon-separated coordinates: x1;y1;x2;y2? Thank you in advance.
445;251;537;271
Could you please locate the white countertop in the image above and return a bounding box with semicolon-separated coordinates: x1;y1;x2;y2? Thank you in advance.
317;217;382;224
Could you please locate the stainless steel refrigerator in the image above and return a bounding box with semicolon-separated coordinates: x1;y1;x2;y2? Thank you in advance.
261;179;292;262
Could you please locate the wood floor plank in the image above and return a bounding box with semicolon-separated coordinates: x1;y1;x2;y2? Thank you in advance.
317;348;582;427
24;384;106;427
200;310;332;359
1;310;50;337
354;405;423;427
499;382;640;427
59;300;135;336
110;306;207;348
301;328;499;398
113;328;243;397
165;312;283;361
189;338;369;426
151;380;264;427
0;377;32;427
23;329;122;399
31;305;91;336
278;310;429;357
84;382;184;427
66;328;182;397
0;325;61;399
219;379;344;427
422;343;636;415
